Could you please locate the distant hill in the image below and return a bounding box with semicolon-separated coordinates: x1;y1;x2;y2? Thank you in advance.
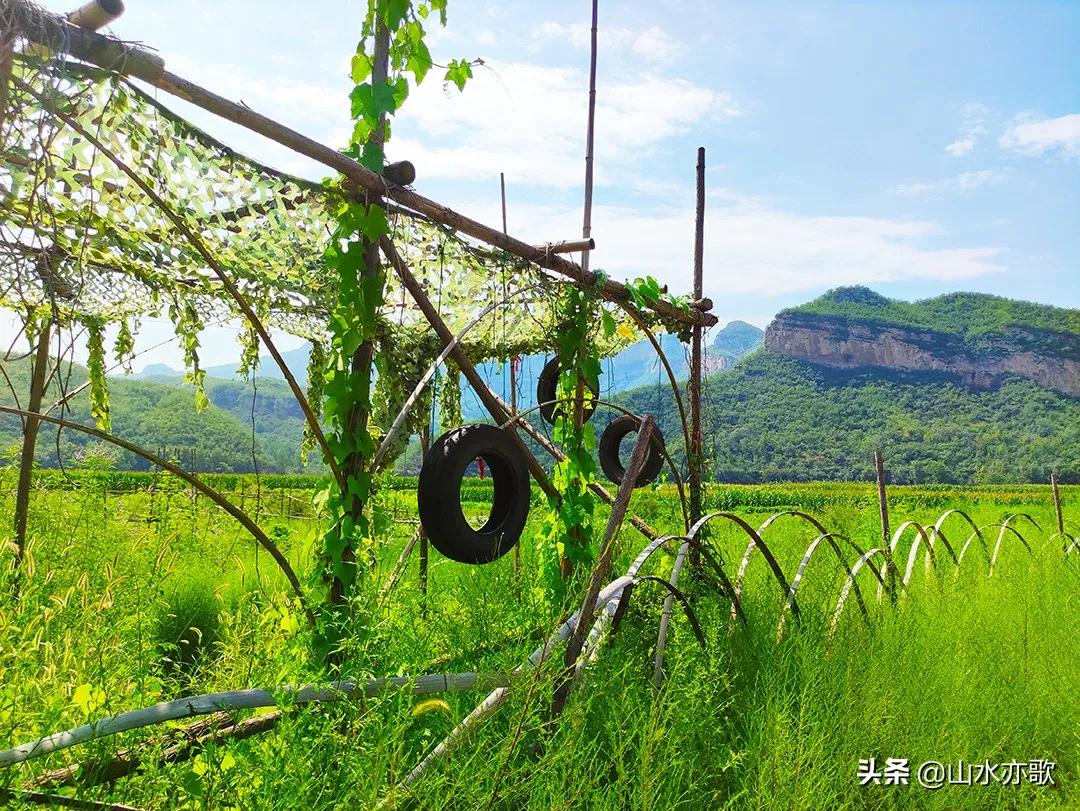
1;358;315;474
137;343;315;386
766;287;1080;395
614;288;1079;483
619;350;1080;484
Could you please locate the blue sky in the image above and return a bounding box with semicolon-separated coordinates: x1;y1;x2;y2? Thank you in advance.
15;0;1080;369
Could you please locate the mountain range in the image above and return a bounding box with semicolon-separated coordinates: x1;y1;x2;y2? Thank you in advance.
3;289;1077;483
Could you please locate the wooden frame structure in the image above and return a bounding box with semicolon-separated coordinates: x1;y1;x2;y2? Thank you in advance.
2;0;714;565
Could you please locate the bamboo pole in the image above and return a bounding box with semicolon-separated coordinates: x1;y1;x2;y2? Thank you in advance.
0;406;313;624
11;315;50;581
331;16;390;605
0;672;516;767
688;147;705;553
500;172;522;585
0;16;15;138
579;0;599;276
1051;471;1064;537
555;416;654;714
65;0;124;31
532;238;594;254
418;425;430;616
2;0;714;329
379;236;559;502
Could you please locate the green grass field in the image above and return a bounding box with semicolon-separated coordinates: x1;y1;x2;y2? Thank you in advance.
1;473;1077;809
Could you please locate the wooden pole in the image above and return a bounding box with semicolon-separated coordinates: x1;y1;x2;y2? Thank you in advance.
688;147;706;561
0;671;518;767
12;316;51;581
579;0;599;276
2;0;714;329
419;425;430;616
1051;471;1064;537
379;237;559;502
331;16;390;605
501;172;521;584
875;449;896;603
554;416;655;714
0;19;15;139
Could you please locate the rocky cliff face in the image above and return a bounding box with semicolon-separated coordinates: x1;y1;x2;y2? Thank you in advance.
765;312;1080;397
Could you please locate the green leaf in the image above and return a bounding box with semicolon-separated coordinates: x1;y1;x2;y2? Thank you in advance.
350;51;372;84
444;59;473;92
383;0;409;29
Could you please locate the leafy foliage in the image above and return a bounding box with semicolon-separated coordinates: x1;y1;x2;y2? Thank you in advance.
536;287;607;600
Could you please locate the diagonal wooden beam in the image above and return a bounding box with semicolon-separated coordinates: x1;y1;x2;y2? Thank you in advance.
379;236;560;503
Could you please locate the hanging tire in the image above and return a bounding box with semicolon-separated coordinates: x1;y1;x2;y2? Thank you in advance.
417;424;531;564
598;415;666;488
536;357;598;425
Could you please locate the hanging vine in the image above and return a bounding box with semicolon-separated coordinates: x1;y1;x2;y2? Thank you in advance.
85;318;109;431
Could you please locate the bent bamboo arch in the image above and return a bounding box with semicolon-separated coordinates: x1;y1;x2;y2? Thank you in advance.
0;405;314;625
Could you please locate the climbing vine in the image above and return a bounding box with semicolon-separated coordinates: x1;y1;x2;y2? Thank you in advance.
318;0;473;610
536;285;609;601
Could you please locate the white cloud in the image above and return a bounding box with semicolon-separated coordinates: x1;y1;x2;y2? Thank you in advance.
148;53;736;191
890;169;1005;198
391;61;737;189
945;136;977;157
945;102;988;157
532;21;683;65
1000;113;1080;158
452;198;1005;299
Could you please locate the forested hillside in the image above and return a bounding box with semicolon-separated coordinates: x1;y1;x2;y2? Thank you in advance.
0;359;315;474
619;351;1080;484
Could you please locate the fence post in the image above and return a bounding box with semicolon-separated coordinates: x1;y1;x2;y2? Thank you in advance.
1051;471;1064;538
875;450;896;604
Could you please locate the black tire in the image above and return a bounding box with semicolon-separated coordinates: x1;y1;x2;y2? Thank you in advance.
417;424;531;564
536;357;598;425
598;415;666;488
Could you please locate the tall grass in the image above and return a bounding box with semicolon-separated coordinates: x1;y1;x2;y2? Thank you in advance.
0;477;1076;808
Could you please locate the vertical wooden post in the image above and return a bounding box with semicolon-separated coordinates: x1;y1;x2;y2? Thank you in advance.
418;425;430;617
12;317;52;583
500;171;522;585
0;22;15;139
331;18;391;606
1051;471;1064;537
688;147;706;552
875;449;895;603
579;0;599;276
